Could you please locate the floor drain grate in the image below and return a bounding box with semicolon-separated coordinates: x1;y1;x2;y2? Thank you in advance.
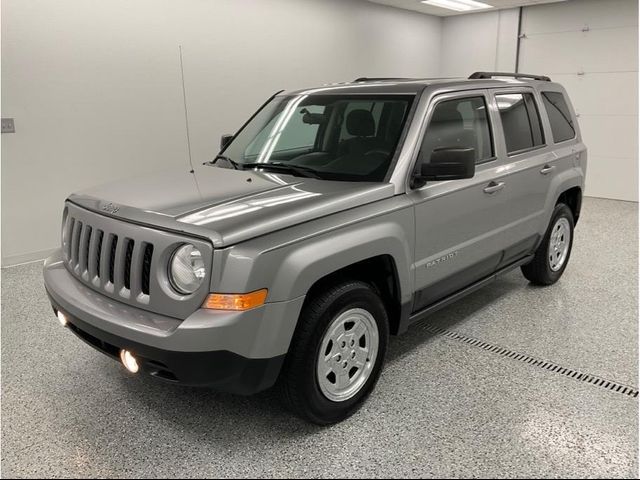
421;324;639;398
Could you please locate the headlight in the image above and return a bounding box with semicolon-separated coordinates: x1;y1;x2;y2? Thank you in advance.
169;244;206;294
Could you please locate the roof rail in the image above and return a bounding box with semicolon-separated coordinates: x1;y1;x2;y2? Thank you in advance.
469;71;551;82
353;77;413;82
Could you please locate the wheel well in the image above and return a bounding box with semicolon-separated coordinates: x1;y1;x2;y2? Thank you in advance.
305;255;402;335
557;186;582;224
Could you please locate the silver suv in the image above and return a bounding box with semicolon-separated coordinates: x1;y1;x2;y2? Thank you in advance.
44;72;586;424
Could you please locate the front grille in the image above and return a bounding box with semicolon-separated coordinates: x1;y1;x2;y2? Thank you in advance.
62;214;154;304
61;201;213;319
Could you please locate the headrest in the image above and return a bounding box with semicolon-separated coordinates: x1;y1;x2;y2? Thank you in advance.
346;109;375;137
432;103;463;124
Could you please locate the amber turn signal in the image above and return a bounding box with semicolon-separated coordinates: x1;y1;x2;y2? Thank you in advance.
202;289;268;311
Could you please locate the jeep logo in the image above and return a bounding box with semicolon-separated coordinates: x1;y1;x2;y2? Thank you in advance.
426;250;459;268
101;202;120;214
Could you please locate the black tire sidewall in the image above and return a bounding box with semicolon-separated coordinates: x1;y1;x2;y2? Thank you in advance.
297;282;389;424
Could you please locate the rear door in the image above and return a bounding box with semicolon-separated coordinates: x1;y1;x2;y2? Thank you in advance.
408;90;513;312
489;87;577;266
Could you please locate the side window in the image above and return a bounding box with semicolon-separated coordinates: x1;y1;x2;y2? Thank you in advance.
542;91;576;143
496;92;545;154
420;96;493;164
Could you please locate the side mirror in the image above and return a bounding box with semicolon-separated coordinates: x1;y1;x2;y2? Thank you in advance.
418;147;476;182
220;134;234;150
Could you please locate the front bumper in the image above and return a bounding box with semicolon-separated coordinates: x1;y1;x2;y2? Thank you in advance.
44;250;305;394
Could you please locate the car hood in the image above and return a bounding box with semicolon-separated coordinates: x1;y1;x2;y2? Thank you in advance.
71;165;395;247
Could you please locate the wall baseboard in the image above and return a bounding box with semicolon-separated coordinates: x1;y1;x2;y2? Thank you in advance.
1;248;57;268
584;194;639;204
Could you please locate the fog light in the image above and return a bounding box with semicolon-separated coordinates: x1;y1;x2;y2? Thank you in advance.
120;350;139;374
57;310;68;327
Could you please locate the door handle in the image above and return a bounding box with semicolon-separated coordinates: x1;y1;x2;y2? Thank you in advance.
483;181;505;194
540;164;556;175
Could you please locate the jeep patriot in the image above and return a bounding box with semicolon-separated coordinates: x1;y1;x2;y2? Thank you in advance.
44;72;586;424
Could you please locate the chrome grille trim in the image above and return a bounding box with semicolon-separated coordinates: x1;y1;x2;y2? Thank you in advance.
61;202;213;319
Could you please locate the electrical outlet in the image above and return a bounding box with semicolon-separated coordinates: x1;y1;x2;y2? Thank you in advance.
1;118;15;134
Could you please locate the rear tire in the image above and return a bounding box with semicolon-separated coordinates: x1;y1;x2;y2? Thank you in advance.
278;280;389;425
521;203;574;285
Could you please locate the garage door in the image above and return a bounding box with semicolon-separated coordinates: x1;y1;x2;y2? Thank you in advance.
519;0;638;202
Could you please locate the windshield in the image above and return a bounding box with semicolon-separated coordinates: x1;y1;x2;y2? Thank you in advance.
220;93;415;182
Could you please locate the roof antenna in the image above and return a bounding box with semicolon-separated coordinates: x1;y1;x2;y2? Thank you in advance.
179;45;195;174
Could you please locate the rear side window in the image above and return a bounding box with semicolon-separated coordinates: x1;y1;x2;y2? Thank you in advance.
541;92;576;143
420;96;493;164
496;93;545;154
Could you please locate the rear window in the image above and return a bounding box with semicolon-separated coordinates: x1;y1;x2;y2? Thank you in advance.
496;92;545;155
541;92;576;143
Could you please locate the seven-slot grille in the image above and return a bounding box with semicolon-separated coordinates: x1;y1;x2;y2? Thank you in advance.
60;201;213;319
63;214;154;303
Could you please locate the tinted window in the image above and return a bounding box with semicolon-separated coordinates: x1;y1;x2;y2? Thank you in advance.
542;92;575;143
496;93;545;154
420;96;493;164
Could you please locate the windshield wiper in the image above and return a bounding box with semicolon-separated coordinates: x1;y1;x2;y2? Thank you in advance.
241;162;322;179
207;155;241;170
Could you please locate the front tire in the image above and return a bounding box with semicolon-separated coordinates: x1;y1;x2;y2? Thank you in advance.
278;280;389;425
521;203;575;285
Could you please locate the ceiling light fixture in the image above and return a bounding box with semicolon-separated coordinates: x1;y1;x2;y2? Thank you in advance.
421;0;494;12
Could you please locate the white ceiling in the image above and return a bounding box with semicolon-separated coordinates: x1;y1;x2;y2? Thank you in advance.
366;0;569;17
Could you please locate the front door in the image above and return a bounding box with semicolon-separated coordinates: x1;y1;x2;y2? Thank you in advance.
408;91;512;312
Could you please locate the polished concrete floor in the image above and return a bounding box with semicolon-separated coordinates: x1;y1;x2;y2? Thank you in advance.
1;197;638;478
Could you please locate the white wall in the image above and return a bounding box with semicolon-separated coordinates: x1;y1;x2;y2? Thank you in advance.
3;0;637;266
439;0;639;202
440;8;520;77
1;0;442;266
519;0;638;202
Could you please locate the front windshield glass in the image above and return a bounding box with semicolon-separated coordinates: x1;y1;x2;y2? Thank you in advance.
221;94;415;182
